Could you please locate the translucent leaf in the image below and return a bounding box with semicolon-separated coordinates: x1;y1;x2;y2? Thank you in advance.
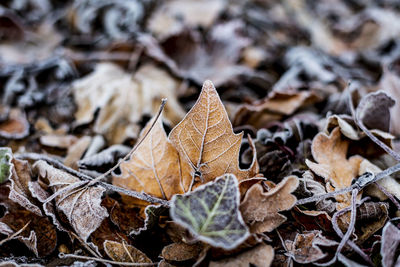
170;173;249;250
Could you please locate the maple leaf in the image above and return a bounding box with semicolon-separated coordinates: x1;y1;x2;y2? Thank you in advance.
305;127;363;209
169;80;258;186
113;115;191;199
170;174;249;250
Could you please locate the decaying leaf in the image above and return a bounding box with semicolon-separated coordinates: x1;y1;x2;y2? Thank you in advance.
0;108;29;139
285;230;337;264
170;80;258;186
113;115;191;199
72;63;185;144
0;197;57;257
240;176;299;233
131;204;168;236
162;242;204;265
0;147;12;183
209;243;274;267
33;160;108;241
104;240;152;264
9;158;42;216
381;222;400;267
306;127;364;209
170;174;249;250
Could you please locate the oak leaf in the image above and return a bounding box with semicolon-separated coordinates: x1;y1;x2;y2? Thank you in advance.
169;80;258;185
113;116;191;199
306;127;363;209
170;174;249;250
240;176;299;233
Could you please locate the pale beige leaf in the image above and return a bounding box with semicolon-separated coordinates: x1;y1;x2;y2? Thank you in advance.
169;80;258;185
113;116;191;199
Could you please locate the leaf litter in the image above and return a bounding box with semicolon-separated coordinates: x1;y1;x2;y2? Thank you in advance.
3;0;400;266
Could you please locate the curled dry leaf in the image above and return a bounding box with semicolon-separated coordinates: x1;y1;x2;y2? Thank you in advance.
306;127;363;209
104;240;152;264
113;115;191;199
131;204;168;236
356;91;395;132
0;108;29;139
170;174;249;250
380;65;400;136
209;243;274;267
0;147;12;183
285;230;337;264
381;222;400;267
72;63;185;144
240;176;299;233
169;80;258;186
9;158;42;216
33;160;108;241
78;144;130;171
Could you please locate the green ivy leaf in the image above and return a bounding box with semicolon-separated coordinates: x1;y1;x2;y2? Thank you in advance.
170;174;249;250
0;147;12;183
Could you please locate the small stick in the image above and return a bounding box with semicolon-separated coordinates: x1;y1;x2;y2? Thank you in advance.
59;253;157;266
0;221;31;246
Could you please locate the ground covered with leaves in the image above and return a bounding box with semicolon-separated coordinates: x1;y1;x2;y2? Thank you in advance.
2;0;400;266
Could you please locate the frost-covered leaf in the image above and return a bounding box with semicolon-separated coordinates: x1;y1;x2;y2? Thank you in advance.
9;158;42;216
170;173;249;250
131;204;168;236
0;147;12;183
161;242;204;264
285;230;337;264
381;222;400;267
240;176;299;233
306;127;363;209
0;109;29;139
104;240;152;264
72;63;185;144
33;160;108;241
209;243;274;267
169;80;258;186
113;115;191;199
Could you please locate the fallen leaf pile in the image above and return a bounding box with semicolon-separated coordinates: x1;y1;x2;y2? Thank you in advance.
2;0;400;266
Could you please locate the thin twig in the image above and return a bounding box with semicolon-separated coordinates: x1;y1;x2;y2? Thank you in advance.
296;162;400;205
88;98;168;186
59;253;157;266
374;182;400;211
0;221;31;246
347;88;400;162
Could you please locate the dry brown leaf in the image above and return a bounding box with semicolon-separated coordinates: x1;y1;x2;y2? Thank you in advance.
8;158;42;216
147;0;225;39
162;242;204;264
113;116;191;199
240;176;299;233
209;243;274;267
64;135;92;169
33;160;108;241
233;91;320;127
169;80;258;186
72;63;185;144
104;240;152;264
285;230;337;264
39;134;78;149
0;108;29;139
306;127;363;209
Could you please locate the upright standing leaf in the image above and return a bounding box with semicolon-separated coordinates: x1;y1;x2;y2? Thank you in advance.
0;147;12;183
170;173;249;250
169;80;257;185
113;116;191;199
